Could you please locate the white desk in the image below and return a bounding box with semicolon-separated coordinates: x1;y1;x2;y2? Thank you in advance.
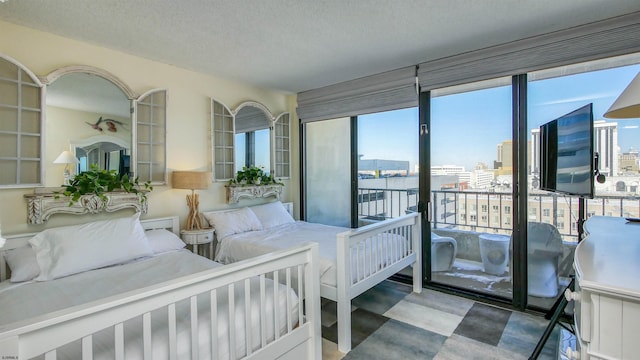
569;216;640;359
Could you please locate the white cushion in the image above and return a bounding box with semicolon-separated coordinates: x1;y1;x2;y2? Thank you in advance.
250;201;294;229
4;246;40;282
145;229;186;254
203;207;262;240
30;213;153;281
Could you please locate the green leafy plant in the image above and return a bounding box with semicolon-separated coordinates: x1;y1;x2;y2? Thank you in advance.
56;164;153;206
228;165;283;186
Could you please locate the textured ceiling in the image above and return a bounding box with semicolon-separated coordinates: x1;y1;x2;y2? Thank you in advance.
1;0;640;93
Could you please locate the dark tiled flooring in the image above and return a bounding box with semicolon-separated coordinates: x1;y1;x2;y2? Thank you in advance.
321;280;574;360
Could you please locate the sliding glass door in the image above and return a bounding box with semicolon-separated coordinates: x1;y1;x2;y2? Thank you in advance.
428;77;514;301
527;54;640;310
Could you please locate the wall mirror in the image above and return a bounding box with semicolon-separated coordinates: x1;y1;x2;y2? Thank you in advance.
234;102;272;174
211;99;290;181
43;65;167;187
44;67;134;186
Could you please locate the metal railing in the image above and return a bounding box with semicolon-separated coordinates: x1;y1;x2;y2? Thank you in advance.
357;187;640;242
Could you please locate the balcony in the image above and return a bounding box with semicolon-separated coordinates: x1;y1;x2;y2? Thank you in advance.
358;186;640;305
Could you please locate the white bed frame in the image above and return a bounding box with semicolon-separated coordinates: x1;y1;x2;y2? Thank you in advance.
0;216;322;360
216;203;422;353
334;212;421;352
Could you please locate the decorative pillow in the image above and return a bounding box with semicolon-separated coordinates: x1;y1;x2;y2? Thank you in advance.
145;229;186;254
250;201;294;229
4;246;40;282
29;213;153;281
203;207;262;240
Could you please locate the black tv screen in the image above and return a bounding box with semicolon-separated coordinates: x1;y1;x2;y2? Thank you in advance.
539;103;594;198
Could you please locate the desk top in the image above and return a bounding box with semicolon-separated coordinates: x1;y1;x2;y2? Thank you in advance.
575;216;640;298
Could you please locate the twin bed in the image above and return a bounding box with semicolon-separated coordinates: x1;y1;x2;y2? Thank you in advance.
203;201;422;353
0;214;321;360
0;200;421;358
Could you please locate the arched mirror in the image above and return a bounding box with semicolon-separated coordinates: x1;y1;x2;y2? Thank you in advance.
43;66;167;186
44;67;134;186
211;98;290;182
234;102;272;174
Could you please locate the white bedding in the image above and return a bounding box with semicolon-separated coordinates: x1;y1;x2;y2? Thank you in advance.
0;250;299;359
215;221;406;288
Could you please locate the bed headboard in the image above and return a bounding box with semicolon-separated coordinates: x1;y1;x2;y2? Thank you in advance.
0;216;180;281
282;202;293;217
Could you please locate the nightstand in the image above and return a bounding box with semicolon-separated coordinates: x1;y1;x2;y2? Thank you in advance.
180;228;216;259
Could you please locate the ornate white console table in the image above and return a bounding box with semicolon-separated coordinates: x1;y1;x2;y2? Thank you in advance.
566;216;640;359
225;184;283;204
24;188;148;224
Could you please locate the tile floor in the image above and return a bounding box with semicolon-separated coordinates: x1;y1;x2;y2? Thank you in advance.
321;280;575;360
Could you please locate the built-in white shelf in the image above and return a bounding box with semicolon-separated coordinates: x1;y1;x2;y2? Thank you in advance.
24;188;148;224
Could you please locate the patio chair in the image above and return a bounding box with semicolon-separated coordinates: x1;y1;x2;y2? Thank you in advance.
527;222;564;298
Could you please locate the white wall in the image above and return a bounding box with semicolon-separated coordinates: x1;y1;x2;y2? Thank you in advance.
0;21;299;234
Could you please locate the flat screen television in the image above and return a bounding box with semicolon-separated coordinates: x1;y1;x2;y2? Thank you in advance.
539;103;594;198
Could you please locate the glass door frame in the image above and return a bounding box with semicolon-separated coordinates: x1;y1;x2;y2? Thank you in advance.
419;76;531;311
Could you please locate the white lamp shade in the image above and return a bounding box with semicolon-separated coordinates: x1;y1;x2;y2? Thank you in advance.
604;72;640;119
53;150;80;164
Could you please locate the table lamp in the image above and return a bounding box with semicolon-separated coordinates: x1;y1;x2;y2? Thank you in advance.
604;71;640;119
53;150;80;186
172;171;211;230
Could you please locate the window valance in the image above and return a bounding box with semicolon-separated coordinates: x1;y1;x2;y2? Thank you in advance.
418;11;640;92
296;66;418;123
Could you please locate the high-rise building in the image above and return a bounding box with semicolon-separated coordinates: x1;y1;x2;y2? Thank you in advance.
531;128;540;176
530;121;619;176
594;120;619;176
495;140;513;175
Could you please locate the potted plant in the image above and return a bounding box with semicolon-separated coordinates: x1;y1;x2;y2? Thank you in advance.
56;164;153;206
228;165;283;186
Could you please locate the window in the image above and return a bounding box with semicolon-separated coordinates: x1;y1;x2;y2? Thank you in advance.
504;206;511;214
305;117;351;226
529;55;640;224
358;108;418;220
543;209;551;217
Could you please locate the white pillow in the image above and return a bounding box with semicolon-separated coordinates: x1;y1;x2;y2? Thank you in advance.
203;207;262;240
29;213;153;281
250;201;294;229
145;229;186;254
4;246;40;282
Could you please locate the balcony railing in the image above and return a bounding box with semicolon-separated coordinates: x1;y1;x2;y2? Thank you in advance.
357;187;640;242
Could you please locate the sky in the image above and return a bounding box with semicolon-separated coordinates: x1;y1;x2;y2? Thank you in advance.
358;63;640;172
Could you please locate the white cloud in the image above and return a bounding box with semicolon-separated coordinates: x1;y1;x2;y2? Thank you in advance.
539;93;615;106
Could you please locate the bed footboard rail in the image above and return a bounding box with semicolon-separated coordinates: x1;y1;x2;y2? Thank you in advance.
335;212;421;352
0;244;321;360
